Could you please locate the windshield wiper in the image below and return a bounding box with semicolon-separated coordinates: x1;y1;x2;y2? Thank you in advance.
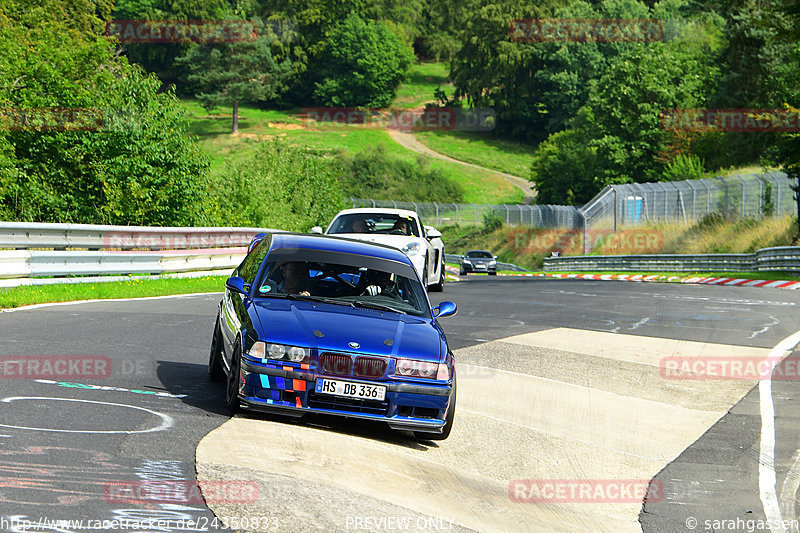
285;294;355;307
351;300;407;314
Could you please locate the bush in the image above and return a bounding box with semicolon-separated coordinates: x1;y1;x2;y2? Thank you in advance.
663;154;706;181
337;145;462;202
482;213;503;232
313;13;415;107
209;140;344;231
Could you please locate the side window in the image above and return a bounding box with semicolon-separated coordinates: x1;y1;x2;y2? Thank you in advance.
238;237;270;285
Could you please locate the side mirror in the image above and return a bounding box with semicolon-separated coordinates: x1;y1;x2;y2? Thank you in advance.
425;227;441;239
310;226;323;234
432;301;457;318
494;255;498;260
226;276;250;295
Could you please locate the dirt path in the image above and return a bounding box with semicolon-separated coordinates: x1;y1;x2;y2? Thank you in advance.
387;129;536;204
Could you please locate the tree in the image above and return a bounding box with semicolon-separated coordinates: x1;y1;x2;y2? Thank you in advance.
0;0;211;225
312;12;414;107
176;25;292;133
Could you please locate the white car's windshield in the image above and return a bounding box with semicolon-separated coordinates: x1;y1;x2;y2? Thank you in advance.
328;214;420;237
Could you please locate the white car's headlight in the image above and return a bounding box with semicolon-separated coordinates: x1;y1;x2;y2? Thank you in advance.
401;242;421;255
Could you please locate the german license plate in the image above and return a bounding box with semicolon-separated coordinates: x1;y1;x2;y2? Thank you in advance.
315;378;386;401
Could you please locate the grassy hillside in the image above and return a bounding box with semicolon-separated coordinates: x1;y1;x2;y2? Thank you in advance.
442;214;798;270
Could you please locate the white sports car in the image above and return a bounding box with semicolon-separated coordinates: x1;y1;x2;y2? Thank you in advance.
313;208;446;292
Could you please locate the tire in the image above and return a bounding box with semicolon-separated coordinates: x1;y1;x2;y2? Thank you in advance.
429;261;445;292
415;373;456;441
489;272;497;276
459;269;466;276
225;344;242;413
208;322;225;382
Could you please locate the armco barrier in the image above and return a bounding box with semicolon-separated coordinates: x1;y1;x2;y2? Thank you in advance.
0;222;277;250
543;246;800;273
0;248;247;280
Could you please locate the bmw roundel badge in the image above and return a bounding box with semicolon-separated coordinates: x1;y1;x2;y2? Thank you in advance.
349;342;360;349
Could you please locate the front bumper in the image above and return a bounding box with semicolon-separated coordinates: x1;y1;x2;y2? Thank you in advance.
239;359;452;434
461;263;496;273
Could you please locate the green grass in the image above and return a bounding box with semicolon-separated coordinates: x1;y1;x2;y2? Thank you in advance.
392;62;453;110
415;130;536;178
0;276;227;309
181;96;523;204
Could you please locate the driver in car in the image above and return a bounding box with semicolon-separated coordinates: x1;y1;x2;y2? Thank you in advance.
354;270;399;297
279;261;313;296
391;218;410;235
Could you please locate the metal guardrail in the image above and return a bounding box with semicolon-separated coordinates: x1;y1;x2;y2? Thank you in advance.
0;248;247;288
0;222;282;288
0;222;276;250
543;246;800;273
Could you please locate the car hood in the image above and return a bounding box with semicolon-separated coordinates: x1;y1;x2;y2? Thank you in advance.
250;299;445;362
330;233;421;250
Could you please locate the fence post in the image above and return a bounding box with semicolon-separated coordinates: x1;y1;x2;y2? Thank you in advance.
754;175;765;216
434;203;439;225
371;198;376;208
717;176;729;217
454;203;459;224
472;203;477;226
505;205;510;224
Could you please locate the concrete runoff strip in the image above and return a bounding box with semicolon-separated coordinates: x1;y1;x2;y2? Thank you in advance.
196;329;767;533
501;327;772;369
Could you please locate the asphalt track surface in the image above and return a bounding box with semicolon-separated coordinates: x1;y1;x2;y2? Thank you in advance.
0;277;799;532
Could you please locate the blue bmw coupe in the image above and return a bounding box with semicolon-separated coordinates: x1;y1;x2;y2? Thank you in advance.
209;232;458;440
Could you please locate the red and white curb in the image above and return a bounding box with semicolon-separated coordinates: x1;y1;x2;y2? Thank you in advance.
511;272;800;290
444;265;799;290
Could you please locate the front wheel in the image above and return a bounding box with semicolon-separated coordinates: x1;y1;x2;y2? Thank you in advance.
415;373;456;441
429;261;445;292
225;345;242;413
208;322;225;382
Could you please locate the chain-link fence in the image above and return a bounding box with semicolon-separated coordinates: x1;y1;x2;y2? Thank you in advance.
581;172;796;230
346;199;583;228
350;172;797;230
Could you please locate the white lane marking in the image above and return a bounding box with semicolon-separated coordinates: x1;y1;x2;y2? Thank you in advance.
750;316;780;339
760;330;800;533
0;292;222;313
0;397;174;434
629;317;650;330
779;449;800;533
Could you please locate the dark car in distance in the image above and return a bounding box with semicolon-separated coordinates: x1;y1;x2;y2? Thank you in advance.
459;250;497;276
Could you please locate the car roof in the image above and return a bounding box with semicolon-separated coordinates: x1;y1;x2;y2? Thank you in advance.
269;232;413;264
466;250;493;254
334;208;419;218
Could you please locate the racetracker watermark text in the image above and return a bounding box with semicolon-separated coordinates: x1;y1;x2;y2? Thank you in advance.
302;107;495;132
509;18;664;42
509;479;663;503
105;19;260;43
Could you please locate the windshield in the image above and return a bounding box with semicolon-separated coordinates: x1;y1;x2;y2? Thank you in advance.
327;213;420;237
254;259;430;317
466;251;493;259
